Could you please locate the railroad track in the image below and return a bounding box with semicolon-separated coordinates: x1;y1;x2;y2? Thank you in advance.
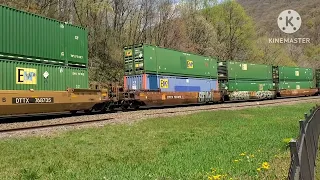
0;96;319;136
145;96;320;115
0;118;114;134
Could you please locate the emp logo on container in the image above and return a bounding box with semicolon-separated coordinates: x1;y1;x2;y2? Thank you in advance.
125;50;132;57
160;79;169;88
16;67;37;84
187;60;193;69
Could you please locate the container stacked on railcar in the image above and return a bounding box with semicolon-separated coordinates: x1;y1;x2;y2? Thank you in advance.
123;44;218;92
0;5;89;91
218;61;276;101
122;44;221;106
278;66;313;89
276;66;317;97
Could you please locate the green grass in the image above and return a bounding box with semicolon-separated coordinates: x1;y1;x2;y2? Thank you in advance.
0;102;318;180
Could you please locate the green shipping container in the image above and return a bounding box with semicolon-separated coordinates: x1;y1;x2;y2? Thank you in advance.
225;61;272;80
0;59;88;90
226;80;274;91
279;66;313;81
0;5;88;66
65;24;88;66
123;44;217;78
279;81;314;90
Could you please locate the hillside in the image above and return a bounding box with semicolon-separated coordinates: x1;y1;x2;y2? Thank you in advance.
236;0;320;68
237;0;320;41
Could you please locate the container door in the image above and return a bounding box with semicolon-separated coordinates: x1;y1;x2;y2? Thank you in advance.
133;45;145;74
65;25;87;66
124;46;134;75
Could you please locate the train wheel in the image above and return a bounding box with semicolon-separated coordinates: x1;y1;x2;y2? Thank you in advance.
132;105;140;110
84;109;93;114
108;105;115;112
121;105;129;111
70;110;77;114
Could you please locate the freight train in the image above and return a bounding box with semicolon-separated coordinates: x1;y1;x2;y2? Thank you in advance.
0;5;319;117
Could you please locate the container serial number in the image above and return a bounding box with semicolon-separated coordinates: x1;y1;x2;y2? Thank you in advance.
166;95;182;99
12;97;54;104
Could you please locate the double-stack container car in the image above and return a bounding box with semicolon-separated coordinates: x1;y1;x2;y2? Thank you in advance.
274;66;317;97
123;44;220;105
217;61;275;101
0;5;99;116
278;66;314;89
123;44;218;91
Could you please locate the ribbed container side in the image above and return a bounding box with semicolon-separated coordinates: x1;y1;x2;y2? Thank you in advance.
226;80;274;91
0;5;88;66
65;67;89;89
0;59;88;90
123;44;218;78
65;24;88;66
279;81;314;90
124;74;218;92
227;61;273;80
279;66;313;81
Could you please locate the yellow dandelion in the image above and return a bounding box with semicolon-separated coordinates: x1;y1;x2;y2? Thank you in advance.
240;153;246;156
208;176;213;180
283;138;292;144
257;168;261;171
250;154;254;158
234;159;239;162
262;162;270;169
213;175;221;180
230;178;233;180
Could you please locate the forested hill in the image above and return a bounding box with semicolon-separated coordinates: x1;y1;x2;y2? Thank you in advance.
237;0;320;37
1;0;319;83
236;0;320;66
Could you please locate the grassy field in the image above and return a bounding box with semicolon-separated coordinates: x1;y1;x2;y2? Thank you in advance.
0;102;318;180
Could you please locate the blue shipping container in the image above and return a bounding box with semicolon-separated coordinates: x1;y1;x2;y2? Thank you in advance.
124;74;218;92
